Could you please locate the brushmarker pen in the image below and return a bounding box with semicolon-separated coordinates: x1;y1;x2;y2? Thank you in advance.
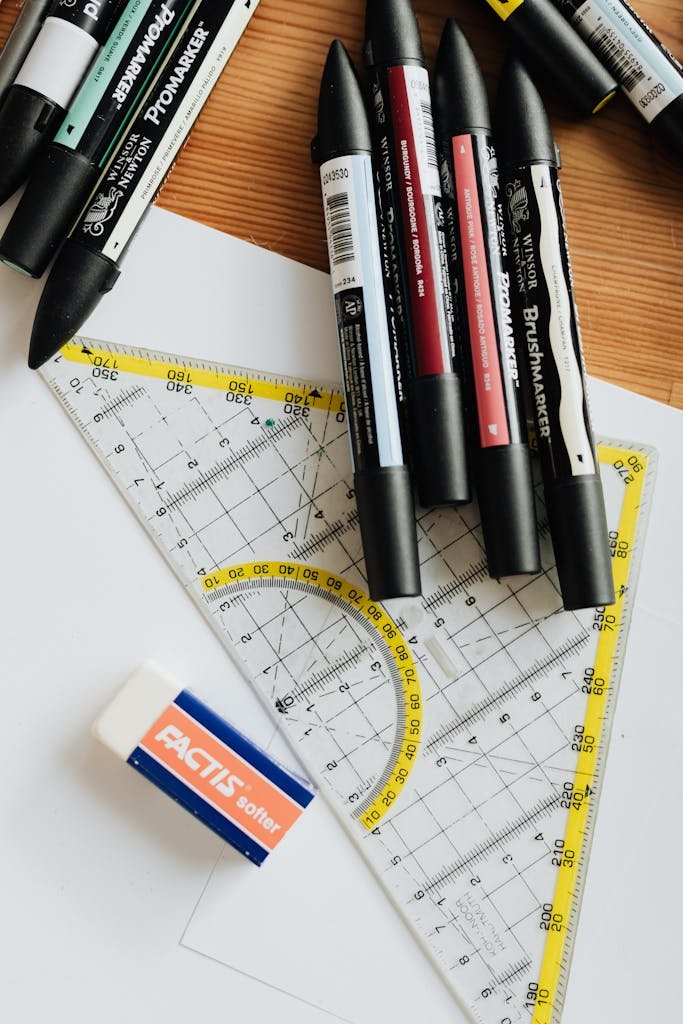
0;0;121;203
364;0;470;509
28;0;259;369
478;0;617;114
496;55;614;610
0;0;198;277
551;0;683;158
434;19;540;579
0;0;54;109
312;41;421;600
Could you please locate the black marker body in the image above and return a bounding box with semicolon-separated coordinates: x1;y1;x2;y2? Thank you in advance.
0;0;54;109
497;56;615;610
552;0;683;158
312;41;420;600
0;0;121;202
29;0;257;369
434;19;540;579
1;0;197;277
480;0;617;115
364;0;470;509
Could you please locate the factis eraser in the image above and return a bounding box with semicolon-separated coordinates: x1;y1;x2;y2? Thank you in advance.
93;661;315;865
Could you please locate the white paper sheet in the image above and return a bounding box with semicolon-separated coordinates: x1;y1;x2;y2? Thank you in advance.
1;203;681;1024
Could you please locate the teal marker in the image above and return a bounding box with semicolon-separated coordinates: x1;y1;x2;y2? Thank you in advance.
0;0;199;278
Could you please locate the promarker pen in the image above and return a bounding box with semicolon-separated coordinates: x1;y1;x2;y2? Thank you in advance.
0;0;54;109
364;0;470;509
28;0;259;369
479;0;617;114
551;0;683;158
0;0;121;203
312;41;421;601
0;0;198;277
496;56;614;611
434;20;539;579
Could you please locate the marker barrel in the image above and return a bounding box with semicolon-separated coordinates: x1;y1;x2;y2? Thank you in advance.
0;0;121;201
497;58;615;609
313;41;420;600
0;0;54;109
481;0;617;114
1;0;196;278
29;0;259;368
364;0;470;509
434;21;540;578
551;0;683;157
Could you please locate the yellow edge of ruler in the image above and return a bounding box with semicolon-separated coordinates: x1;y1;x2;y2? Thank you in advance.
203;561;423;828
531;444;649;1024
59;340;345;414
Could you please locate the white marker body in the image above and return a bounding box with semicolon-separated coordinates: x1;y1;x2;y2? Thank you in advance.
14;16;99;108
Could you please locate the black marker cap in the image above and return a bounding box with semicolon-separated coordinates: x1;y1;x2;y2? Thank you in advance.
495;54;557;169
500;0;617;116
0;85;64;204
409;374;471;507
546;475;615;610
434;19;491;139
364;0;424;69
28;240;120;369
477;444;541;578
0;145;98;278
355;466;421;600
653;94;683;161
311;40;371;164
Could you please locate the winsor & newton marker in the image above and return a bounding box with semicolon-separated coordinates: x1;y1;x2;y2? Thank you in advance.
0;0;54;109
434;19;540;578
0;0;121;203
364;0;470;509
496;55;615;611
312;40;421;601
1;0;199;277
478;0;617;114
551;0;683;158
28;0;259;370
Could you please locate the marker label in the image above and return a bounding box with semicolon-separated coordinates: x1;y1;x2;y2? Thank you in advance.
386;65;453;377
505;165;596;478
452;135;511;448
568;0;683;120
75;0;257;261
52;0;116;40
14;16;101;106
321;154;404;470
54;0;194;159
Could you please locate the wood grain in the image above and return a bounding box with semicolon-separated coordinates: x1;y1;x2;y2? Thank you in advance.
1;0;681;407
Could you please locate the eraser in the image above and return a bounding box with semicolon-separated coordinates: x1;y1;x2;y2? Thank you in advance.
93;662;315;865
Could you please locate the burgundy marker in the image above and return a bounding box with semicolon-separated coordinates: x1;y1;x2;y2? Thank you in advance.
434;20;540;578
364;0;470;509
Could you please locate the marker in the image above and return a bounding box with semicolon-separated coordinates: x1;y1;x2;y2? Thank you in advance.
312;41;421;601
28;0;259;370
0;0;122;204
364;0;470;509
496;55;615;610
434;20;540;579
551;0;683;158
0;0;199;278
479;0;617;115
0;0;54;109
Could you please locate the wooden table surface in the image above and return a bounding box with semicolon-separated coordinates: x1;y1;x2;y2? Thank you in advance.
1;0;681;407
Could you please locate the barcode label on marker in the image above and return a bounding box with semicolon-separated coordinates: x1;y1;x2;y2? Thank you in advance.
404;67;441;197
587;24;645;91
320;156;363;294
572;0;683;122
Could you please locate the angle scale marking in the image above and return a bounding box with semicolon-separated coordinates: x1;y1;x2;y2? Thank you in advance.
43;340;657;1024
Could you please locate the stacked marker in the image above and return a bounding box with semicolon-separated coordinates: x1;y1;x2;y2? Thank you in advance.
434;19;540;579
312;40;421;601
364;0;470;510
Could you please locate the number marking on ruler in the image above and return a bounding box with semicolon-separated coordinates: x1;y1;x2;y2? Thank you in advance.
43;339;657;1024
